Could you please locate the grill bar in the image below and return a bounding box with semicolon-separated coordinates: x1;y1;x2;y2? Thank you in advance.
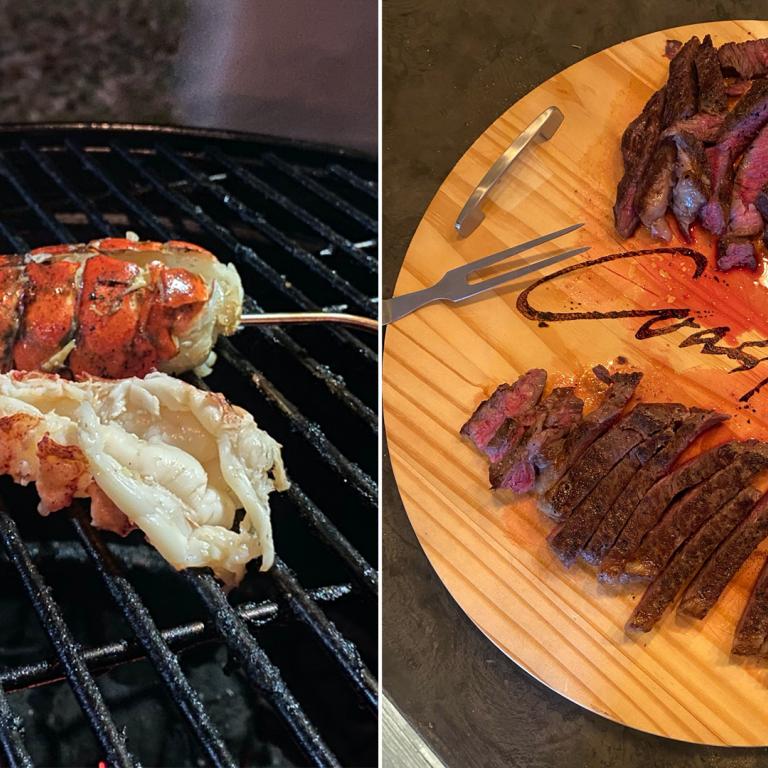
0;507;137;768
271;559;377;710
65;139;175;240
0;153;73;244
242;296;376;431
263;153;377;234
20;141;121;238
0;686;33;768
327;164;377;197
185;570;341;768
108;140;376;360
210;148;376;269
285;484;377;593
0;585;350;692
156;145;372;311
71;514;237;768
217;339;377;505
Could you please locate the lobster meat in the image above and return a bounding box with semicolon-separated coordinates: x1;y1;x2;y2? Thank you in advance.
0;237;243;379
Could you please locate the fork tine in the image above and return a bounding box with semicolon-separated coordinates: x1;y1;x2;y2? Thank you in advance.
448;222;584;277
457;245;590;301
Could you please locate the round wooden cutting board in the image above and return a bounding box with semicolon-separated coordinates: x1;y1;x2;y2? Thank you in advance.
383;20;768;747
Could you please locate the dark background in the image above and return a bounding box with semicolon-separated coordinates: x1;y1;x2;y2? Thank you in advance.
383;3;768;766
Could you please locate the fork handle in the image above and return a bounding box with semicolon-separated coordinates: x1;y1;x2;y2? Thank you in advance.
381;286;444;325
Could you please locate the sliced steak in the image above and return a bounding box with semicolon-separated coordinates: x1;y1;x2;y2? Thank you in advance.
662;112;725;143
716;235;757;271
599;441;748;583
614;88;667;238
662;36;700;128
733;555;768;656
701;145;736;235
586;409;728;567
679;490;768;619
716;79;768;156
535;367;642;497
729;122;768;236
702;80;768;234
637;140;677;240
460;369;546;454
669;132;711;235
542;403;687;522
625;445;768;581
719;38;768;79
549;424;682;567
626;487;760;633
489;387;583;492
695;35;727;115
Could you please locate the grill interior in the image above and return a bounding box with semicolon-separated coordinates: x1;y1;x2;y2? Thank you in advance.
0;125;378;768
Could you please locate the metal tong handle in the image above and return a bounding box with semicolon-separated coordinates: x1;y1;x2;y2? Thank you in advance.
454;106;564;238
240;312;377;332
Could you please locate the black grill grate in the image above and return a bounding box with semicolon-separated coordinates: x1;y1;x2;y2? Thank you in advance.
0;124;377;767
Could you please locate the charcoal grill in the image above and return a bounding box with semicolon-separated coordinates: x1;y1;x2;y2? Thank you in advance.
0;124;378;767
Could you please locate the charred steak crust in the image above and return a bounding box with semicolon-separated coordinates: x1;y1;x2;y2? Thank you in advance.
536;367;642;498
733;554;768;656
662;113;726;144
679;490;768;620
636;139;677;241
662;36;700;128
717;78;768;156
549;422;685;567
695;35;728;116
614;88;667;238
543;403;688;523
626;487;760;633
585;409;728;567
599;441;747;584
625;446;768;581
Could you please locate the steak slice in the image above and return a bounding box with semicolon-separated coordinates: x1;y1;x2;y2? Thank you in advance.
614;88;666;238
733;555;768;655
586;409;728;568
542;403;688;522
665;39;683;60
625;445;768;581
717;78;768;156
599;441;746;583
729;122;768;236
535;367;642;497
695;35;727;115
460;369;546;454
669;132;711;235
701;145;736;235
662;36;700;128
716;235;757;271
489;387;583;492
719;38;768;79
626;487;760;633
549;422;685;567
662;112;725;143
637;140;677;240
679;490;768;619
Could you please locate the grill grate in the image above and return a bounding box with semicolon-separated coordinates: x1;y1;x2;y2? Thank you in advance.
0;124;377;767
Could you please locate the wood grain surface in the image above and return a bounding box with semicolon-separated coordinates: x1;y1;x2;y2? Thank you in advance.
383;20;768;747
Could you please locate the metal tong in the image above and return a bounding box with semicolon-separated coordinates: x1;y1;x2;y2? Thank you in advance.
381;223;587;325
